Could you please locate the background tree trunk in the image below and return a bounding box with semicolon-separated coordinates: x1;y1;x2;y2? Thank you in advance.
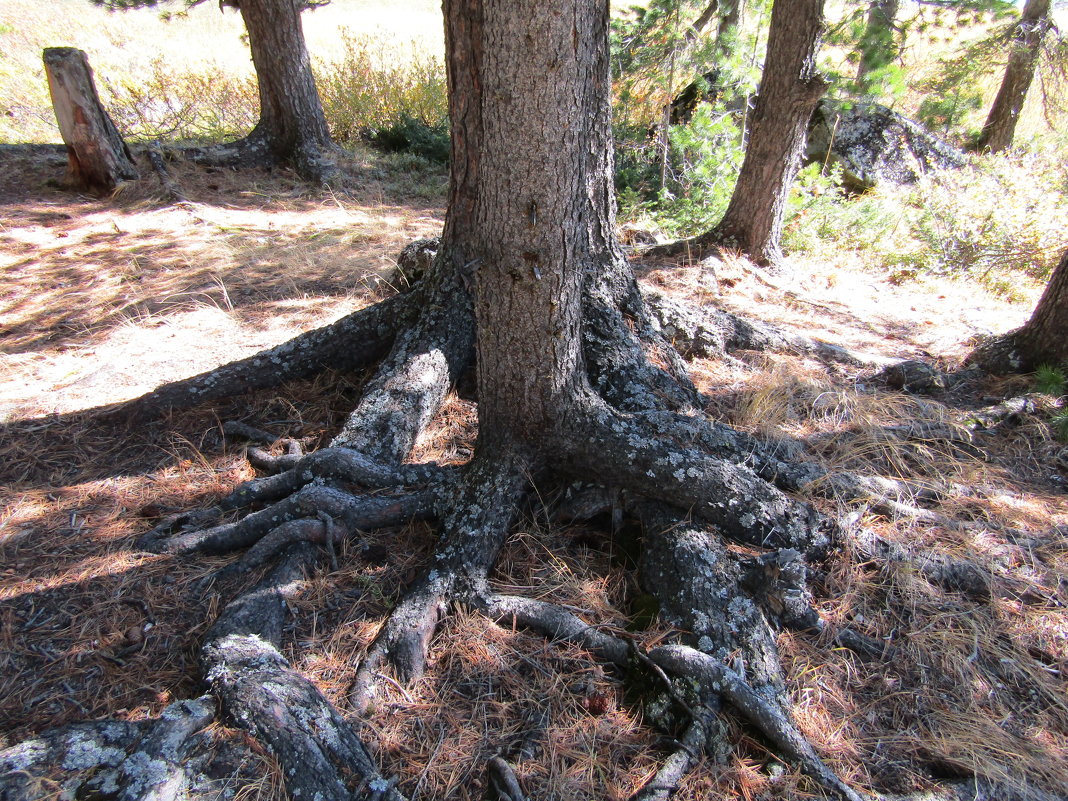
854;0;901;93
709;0;827;266
235;0;335;181
1018;249;1068;367
976;0;1051;153
43;47;138;194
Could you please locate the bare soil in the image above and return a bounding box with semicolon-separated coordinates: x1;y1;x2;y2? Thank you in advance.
1;145;1065;800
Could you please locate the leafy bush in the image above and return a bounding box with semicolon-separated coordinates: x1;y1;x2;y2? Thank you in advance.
615;103;745;237
315;31;447;147
783;163;901;254
103;57;258;143
784;151;1068;298
889;153;1067;290
368;116;449;164
1034;364;1066;396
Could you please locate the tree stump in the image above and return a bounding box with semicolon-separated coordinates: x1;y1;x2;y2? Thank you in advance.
43;47;138;193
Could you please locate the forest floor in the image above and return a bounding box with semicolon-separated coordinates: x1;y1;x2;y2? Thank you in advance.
1;146;1066;800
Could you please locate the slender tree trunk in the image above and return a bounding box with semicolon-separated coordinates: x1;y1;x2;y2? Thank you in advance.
710;0;827;266
442;0;618;447
669;0;744;125
976;0;1052;153
716;0;743;43
854;0;900;92
232;0;335;181
43;47;138;194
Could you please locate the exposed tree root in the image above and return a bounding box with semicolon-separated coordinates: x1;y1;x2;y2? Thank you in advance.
16;239;1059;801
329;256;474;462
352;451;528;707
202;543;404;801
170;132;340;186
115;292;415;422
644;290;889;368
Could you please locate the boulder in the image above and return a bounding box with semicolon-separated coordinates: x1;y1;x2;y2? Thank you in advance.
806;100;966;191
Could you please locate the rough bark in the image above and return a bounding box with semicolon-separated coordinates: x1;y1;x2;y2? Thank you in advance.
969;248;1068;372
236;0;335;181
43;47;139;194
976;0;1052;154
648;0;828;267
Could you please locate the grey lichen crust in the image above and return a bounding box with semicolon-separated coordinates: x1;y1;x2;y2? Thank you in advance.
807;99;966;190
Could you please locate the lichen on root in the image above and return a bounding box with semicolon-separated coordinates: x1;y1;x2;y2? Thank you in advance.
3;242;1053;801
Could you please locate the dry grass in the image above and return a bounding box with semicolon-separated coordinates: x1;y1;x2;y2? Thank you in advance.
0;0;445;144
1;148;1066;800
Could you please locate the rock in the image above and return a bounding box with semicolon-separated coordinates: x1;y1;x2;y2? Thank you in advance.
877;359;948;395
391;237;439;288
806;100;966;191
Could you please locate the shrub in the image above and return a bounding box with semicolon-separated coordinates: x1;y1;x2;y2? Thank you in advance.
103;57;258;143
784;151;1068;298
315;31;447;147
615;103;745;237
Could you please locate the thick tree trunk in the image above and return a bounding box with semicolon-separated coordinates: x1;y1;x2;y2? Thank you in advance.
854;0;901;92
976;0;1052;154
649;0;827;267
220;0;335;182
442;0;620;447
971;249;1068;372
43;47;139;194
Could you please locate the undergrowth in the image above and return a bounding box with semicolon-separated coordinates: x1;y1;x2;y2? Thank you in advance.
1034;365;1068;442
779;150;1068;299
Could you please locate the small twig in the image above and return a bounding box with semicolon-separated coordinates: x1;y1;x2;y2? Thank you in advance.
375;671;415;703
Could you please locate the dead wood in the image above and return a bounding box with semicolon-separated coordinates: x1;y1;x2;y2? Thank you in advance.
43;47;138;194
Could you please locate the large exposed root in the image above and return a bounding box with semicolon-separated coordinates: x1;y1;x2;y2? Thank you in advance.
329;263;473;462
202;543;404;801
139;483;435;556
560;400;837;559
115;292;415;422
351;451;529;709
643;290;890;368
12;237;1059;801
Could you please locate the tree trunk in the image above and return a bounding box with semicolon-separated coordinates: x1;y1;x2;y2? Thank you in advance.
854;0;900;93
441;0;620;447
976;0;1051;154
714;0;826;266
972;249;1068;372
657;0;826;267
43;47;139;194
669;1;744;126
716;0;742;42
226;0;334;182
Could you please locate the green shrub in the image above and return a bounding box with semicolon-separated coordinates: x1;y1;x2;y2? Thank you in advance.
315;31;447;147
615;103;745;237
103;57;258;143
783;163;901;254
783;151;1067;298
1052;409;1068;442
892;154;1067;290
1034;364;1066;397
369;116;449;164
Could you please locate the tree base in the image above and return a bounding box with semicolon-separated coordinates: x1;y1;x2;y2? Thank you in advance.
3;240;1063;801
